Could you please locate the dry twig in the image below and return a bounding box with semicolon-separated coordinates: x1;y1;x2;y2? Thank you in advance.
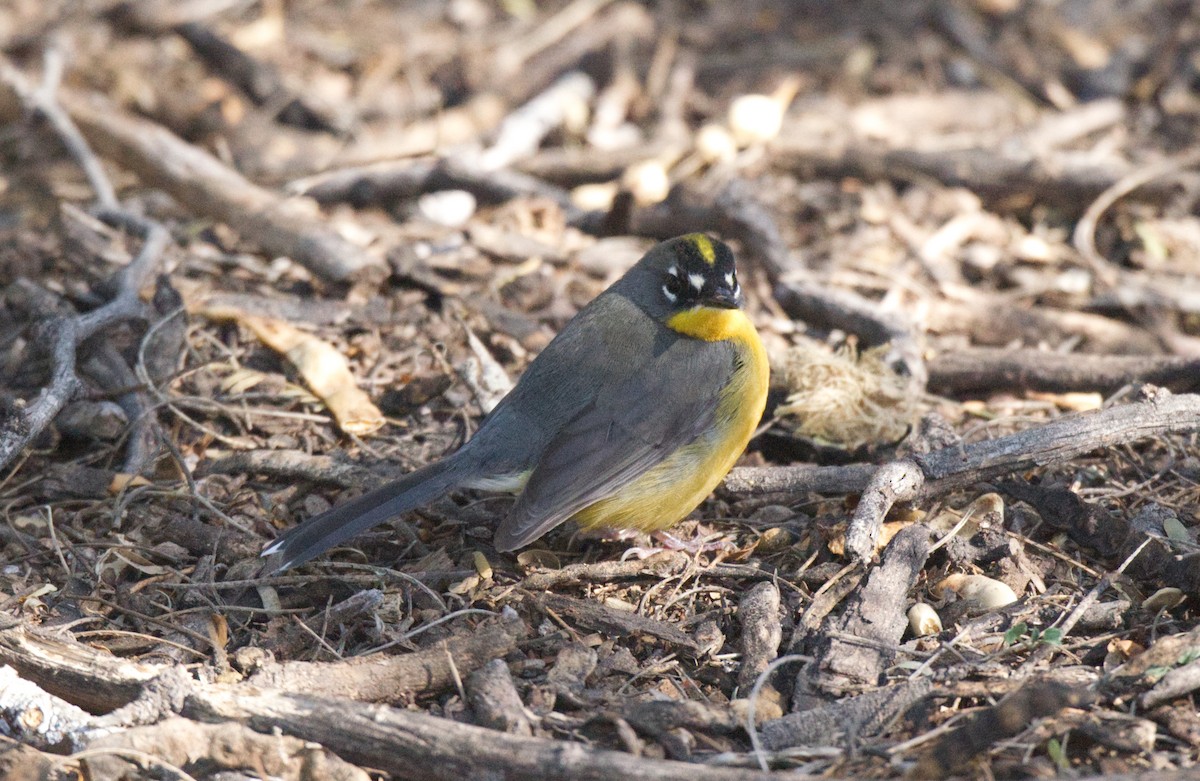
0;57;170;474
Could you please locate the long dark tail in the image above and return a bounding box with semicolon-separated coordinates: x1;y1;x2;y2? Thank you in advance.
261;457;463;573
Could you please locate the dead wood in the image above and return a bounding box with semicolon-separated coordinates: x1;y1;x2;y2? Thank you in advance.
844;462;923;563
186;685;789;781
0;734;60;781
172;22;337;133
65;94;380;283
0;63;379;284
1147;702;1200;748
467;658;533;736
519;551;691;590
181;289;387;326
533;592;699;653
908;680;1091;780
620;699;740;737
0;202;167;475
0;622;161;715
246;615;526;704
736;582;782;699
723;463;879;498
909;388;1200;494
727;391;1200;566
0;664;94;751
486;3;654;106
771;141;1193;216
81;716;370;781
0;55;172;476
290;156;579;219
1142;658;1200;711
518;137;681;185
201;449;384;489
79;338;159;475
311;93;507;170
0;51;117;210
760;678;933;751
924;298;1164;355
480;71;596;170
928;347;1200;396
812;525;930;691
265;589;386;658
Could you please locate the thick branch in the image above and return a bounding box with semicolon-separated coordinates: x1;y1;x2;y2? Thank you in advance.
928;347;1200;396
246;618;525;703
187;686;783;781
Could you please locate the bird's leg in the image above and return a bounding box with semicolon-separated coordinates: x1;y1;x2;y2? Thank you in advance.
619;525;736;559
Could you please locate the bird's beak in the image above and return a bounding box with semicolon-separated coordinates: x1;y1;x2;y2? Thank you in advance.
704;287;742;309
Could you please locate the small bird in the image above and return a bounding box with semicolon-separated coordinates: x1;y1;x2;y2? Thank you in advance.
262;234;769;572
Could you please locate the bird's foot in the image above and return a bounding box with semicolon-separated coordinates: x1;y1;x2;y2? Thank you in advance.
620;528;735;560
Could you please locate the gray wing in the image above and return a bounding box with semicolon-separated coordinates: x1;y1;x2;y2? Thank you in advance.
465;291;659;474
492;334;735;551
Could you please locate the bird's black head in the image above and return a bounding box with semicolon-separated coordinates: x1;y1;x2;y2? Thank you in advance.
652;233;742;312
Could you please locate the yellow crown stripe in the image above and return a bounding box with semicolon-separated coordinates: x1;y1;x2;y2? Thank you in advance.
684;233;716;265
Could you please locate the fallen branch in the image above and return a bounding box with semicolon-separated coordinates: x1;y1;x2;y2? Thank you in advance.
187;685;783;781
0;223;166;475
908;680;1088;779
533;593;699;652
0;621;163;715
813;525;929;689
0;733;59;780
246;616;525;704
520;551;692;590
771;141;1194;217
736;582;783;717
727;390;1200;565
760;679;933;751
0;55;380;284
80;716;369;781
0;620;782;781
173;21;337;132
925;297;1164;355
723;463;879;497
928;347;1200;397
466;659;534;736
0;665;94;751
289;156;580;219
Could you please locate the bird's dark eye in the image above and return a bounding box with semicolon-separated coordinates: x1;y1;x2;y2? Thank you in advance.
664;274;685;298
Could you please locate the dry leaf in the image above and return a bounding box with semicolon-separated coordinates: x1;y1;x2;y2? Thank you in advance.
200;306;384;436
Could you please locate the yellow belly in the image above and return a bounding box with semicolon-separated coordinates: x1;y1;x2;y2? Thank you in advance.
572;308;769;533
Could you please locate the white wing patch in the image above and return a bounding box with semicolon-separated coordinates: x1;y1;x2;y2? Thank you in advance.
662;284;677;303
688;273;706;292
725;272;734;288
667;265;680;277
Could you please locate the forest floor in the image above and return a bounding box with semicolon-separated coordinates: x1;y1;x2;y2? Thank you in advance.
2;1;1200;779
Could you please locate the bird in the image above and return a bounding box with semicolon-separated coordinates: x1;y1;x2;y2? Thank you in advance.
261;234;769;572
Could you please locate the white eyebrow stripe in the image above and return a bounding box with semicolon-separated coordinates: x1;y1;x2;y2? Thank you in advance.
667;265;680;277
724;272;734;287
688;273;705;291
661;284;677;303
